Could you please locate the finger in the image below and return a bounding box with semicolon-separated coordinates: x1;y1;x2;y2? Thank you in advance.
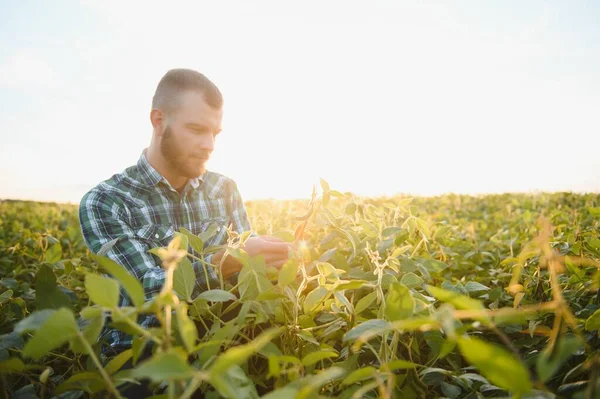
262;252;289;263
261;235;285;243
262;241;292;254
267;259;288;270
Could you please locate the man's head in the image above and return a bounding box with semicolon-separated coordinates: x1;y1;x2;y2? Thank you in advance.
150;69;223;180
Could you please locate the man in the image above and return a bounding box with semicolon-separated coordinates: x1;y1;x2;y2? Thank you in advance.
78;68;291;360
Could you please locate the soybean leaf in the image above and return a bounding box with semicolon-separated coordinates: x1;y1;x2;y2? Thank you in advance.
92;254;145;307
301;351;338;366
85;274;120;308
70;307;105;354
304;286;329;314
238;257;273;301
36;265;72;310
104;349;133;376
0;289;13;305
585;309;600;331
45;242;63;263
209;327;284;376
179;227;205;254
342;366;376;385
426;285;485;311
296;367;345;399
197;289;237;302
278;259;298;287
176;304;198;353
536;336;583;383
133;348;193;381
55;372;105;394
173;258;195;302
343;319;391;342
23;308;78;360
457;336;532;395
14;309;56;334
401;272;424;288
385;283;414;321
354;291;377;315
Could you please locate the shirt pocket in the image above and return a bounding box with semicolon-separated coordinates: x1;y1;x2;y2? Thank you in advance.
135;224;175;248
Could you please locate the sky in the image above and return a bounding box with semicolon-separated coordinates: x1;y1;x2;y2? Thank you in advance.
1;0;599;204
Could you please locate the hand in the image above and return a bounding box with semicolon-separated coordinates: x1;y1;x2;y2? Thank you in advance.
242;235;292;269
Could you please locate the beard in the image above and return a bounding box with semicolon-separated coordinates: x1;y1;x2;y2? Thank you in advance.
160;125;206;178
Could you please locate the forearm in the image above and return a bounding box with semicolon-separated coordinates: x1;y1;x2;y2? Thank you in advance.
211;248;243;280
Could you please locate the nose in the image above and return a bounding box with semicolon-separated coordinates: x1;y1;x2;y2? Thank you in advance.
197;133;215;153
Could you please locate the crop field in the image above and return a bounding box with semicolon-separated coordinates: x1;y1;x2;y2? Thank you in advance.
0;185;599;398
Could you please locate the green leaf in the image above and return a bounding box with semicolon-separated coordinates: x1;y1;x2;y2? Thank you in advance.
360;220;379;238
261;387;299;398
464;281;490;293
209;327;283;376
0;289;13;305
70;307;105;354
238;257;273;301
23;308;78;360
197;289;237;302
342;366;376;385
104;349;133;375
304;286;329;314
336;280;368;291
45;242;63;263
588;207;600;217
92;254;145;307
457;336;532;395
179;227;205;254
14;309;56;334
278;259;298;287
298;330;319;346
422;259;449;274
133;348;193;381
354;291;377;315
176;304;198;353
426;285;485;311
296;367;346;399
381;359;418;370
301;350;338;366
441;381;461;399
85;274;120;308
199;223;220;243
385;283;414;321
173;258;195;302
35;265;72;310
343;319;391;342
0;358;43;373
585;309;600;331
536;336;583;382
55;372;105;394
401;272;424;288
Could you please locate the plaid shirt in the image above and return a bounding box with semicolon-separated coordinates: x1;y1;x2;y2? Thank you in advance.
78;149;253;356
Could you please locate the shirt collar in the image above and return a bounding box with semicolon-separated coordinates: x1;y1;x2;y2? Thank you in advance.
137;149;206;190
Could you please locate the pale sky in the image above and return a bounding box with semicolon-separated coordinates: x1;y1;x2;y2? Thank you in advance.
1;0;599;204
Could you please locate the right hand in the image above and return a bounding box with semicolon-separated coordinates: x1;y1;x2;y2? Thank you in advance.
242;236;293;269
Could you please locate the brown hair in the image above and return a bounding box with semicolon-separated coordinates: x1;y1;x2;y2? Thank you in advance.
152;68;223;114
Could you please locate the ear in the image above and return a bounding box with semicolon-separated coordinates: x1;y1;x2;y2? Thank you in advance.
150;109;165;132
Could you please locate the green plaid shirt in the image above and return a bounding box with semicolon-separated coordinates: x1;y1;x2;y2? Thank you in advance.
79;149;253;356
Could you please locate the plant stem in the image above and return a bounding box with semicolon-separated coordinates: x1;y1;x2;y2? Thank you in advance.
112;308;163;346
180;372;209;399
77;333;123;399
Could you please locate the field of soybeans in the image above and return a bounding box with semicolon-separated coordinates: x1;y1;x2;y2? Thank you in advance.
0;183;599;398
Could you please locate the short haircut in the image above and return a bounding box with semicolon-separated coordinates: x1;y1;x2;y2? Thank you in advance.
152;69;223;115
